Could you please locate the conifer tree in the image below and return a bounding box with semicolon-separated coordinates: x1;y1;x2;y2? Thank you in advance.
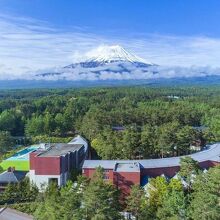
126;184;146;220
189;166;220;220
82;167;121;220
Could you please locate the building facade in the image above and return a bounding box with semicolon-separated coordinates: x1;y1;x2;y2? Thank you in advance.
30;136;88;189
68;135;89;157
83;143;220;196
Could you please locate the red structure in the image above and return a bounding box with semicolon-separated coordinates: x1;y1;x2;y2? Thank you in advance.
30;143;86;189
84;162;140;197
30;152;61;175
83;143;220;197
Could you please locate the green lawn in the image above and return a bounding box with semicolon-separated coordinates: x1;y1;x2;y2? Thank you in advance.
0;160;29;171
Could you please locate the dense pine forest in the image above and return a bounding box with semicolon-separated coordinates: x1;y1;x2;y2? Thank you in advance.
1;86;220;219
0;87;220;159
1;86;220;159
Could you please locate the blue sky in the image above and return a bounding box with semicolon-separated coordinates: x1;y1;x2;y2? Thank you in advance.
1;0;220;36
1;0;220;77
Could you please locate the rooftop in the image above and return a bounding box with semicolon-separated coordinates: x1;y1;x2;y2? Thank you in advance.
112;126;125;131
38;143;84;157
0;170;27;183
0;207;33;220
68;135;88;153
83;143;220;170
114;162;140;172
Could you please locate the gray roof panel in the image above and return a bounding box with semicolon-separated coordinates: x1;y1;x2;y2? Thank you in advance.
38;144;84;157
115;162;140;172
83;143;220;170
0;171;27;183
0;207;33;220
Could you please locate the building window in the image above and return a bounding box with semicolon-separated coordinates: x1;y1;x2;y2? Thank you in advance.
82;169;85;174
48;178;58;185
104;169;110;173
103;175;109;180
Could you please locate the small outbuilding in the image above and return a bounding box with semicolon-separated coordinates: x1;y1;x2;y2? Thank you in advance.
0;167;27;191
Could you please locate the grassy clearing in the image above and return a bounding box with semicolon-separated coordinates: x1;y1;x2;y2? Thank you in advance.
0;160;29;171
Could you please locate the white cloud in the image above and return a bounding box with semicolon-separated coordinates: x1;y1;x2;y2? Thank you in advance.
24;62;220;82
0;14;108;77
1;13;220;80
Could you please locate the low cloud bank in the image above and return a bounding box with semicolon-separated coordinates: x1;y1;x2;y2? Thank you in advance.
0;63;219;81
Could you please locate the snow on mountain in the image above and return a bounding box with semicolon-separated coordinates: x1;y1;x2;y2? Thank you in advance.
84;45;153;64
35;45;156;80
34;45;220;81
63;45;154;69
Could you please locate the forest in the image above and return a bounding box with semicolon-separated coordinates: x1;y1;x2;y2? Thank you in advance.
1;86;220;219
0;86;220;159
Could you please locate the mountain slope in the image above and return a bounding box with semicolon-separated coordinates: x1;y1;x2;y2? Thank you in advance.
36;45;156;80
64;45;154;68
84;45;152;64
34;45;220;82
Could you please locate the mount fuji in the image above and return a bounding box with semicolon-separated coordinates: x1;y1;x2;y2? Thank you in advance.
2;45;220;89
71;45;153;67
36;45;157;80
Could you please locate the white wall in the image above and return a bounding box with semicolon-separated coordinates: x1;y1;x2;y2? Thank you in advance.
29;170;68;191
68;135;88;155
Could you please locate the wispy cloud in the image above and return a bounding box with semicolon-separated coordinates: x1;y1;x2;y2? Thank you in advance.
0;14;108;77
1;13;220;79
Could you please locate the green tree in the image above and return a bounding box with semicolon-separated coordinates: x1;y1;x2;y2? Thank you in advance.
147;176;169;217
25;116;45;136
176;126;196;155
140;125;156;158
157;190;187;220
168;178;183;192
205;112;220;141
155;122;179;158
0;178;38;205
188;166;220;220
54;113;68;135
59;181;82;219
0;109;24;135
0;131;14;153
179;156;200;191
126;185;146;220
91;128;124;159
44;113;56;135
34;183;61;220
80;107;103;141
0;166;3;173
122;126;141;159
82;167;121;220
0;110;16;133
156;176;185;219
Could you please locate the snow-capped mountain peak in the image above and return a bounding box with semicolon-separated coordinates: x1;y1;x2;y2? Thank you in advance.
37;45;156;79
85;45;153;65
